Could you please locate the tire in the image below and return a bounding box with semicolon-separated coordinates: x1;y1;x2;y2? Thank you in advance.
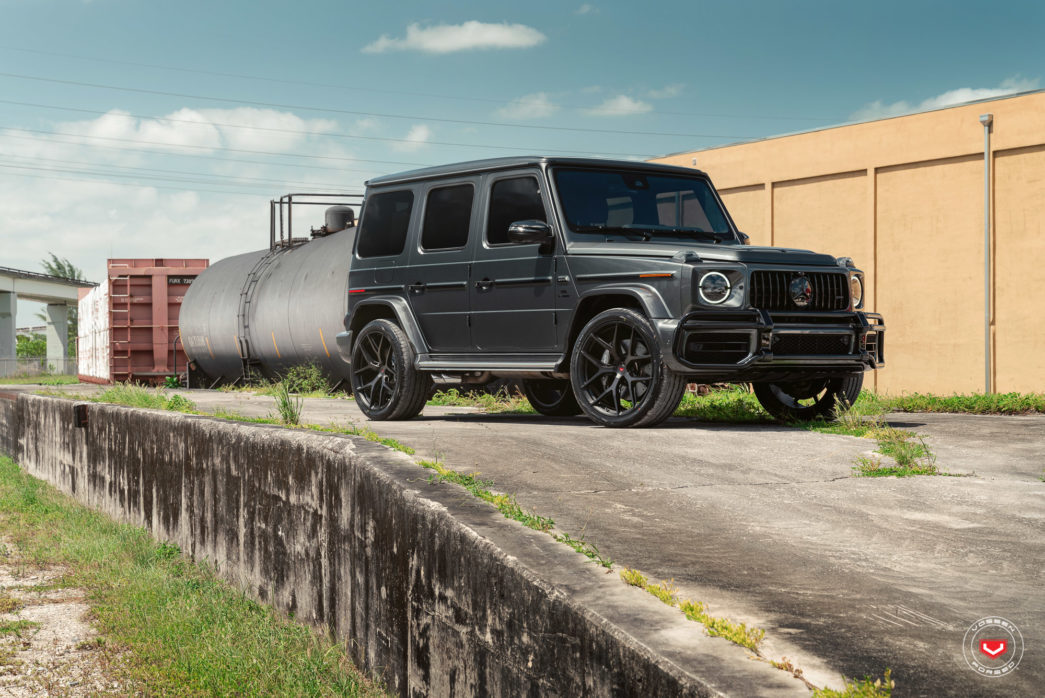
570;308;686;428
752;372;864;422
522;379;581;417
349;319;430;420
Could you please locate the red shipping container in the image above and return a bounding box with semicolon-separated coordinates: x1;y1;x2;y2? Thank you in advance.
79;258;209;385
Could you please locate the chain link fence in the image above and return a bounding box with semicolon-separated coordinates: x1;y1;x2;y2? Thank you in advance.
0;357;76;378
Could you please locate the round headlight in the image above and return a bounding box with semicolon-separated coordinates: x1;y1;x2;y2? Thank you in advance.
850;275;864;308
699;272;731;305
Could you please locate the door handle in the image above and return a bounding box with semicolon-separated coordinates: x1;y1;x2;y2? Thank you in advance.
475;278;494;291
408;282;426;294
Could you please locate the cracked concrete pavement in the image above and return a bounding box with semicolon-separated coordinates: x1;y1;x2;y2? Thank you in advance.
23;386;1045;696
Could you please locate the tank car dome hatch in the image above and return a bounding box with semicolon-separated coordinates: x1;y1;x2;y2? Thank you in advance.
311;206;355;238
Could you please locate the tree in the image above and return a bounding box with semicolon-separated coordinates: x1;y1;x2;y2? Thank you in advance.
16;333;46;358
38;253;86;357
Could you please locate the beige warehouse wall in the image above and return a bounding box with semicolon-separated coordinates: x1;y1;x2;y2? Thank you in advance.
718;184;769;246
994;145;1045;393
652;90;1045;394
875;156;983;394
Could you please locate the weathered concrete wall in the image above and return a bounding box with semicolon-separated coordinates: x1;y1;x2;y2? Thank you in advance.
0;393;17;458
0;394;804;697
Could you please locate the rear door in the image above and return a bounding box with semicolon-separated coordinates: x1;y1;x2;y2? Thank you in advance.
404;179;477;352
470;170;558;353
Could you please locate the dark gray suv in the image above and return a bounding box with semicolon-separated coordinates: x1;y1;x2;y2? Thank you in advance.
337;157;885;428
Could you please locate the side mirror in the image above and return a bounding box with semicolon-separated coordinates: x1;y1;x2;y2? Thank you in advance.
507;220;554;244
737;231;751;245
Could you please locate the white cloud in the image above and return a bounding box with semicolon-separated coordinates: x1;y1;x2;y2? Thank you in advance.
575;4;597;15
362;21;547;54
392;124;432;151
586;95;653;117
496;92;559;120
0;108;371;327
850;76;1040;121
647;83;684;99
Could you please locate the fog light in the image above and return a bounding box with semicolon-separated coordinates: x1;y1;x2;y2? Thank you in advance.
699;272;731;304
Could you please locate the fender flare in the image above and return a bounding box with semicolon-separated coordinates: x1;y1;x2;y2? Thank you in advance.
348;296;429;355
575;283;673;321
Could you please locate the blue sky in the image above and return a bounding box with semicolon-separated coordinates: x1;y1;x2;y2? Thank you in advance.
1;0;1042;324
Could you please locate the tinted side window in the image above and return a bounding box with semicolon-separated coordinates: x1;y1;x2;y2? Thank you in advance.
486;176;546;245
357;190;414;258
421;184;473;250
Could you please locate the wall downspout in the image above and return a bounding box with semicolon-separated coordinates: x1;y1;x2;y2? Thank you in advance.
979;113;993;395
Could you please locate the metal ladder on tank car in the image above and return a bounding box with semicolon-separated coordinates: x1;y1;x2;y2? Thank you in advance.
235;250;280;384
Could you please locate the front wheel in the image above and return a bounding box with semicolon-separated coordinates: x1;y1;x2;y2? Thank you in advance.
752;373;864;422
570;308;686;428
522;379;581;417
349;319;430;420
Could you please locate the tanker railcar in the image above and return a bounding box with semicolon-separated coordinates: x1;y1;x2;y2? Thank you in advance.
179;196;360;387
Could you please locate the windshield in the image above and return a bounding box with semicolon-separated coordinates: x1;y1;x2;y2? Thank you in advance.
553;168;735;242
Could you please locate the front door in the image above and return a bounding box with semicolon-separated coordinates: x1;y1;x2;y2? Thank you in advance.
470;172;557;353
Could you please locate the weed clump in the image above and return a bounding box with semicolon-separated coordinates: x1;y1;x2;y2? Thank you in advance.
272;382;303;425
282;362;330;395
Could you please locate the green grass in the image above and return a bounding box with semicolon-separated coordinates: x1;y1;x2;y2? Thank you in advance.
84;384;197;413
0;454;383;696
553;533;613;569
876;391;1045;415
673;386;772;421
427;387;536;414
619;568;765;652
0;374;78;385
813;670;894;697
418;460;554;532
0;619;39;636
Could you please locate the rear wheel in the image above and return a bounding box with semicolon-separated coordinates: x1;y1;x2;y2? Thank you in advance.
570;308;686;428
350;319;430;420
522;379;581;417
752;373;863;422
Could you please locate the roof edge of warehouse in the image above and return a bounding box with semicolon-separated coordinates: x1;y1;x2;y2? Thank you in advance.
651;87;1045;160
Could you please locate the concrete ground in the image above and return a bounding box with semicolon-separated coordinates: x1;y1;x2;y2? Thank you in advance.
19;385;1045;696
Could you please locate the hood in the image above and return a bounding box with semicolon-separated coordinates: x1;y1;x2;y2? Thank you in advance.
565;241;839;266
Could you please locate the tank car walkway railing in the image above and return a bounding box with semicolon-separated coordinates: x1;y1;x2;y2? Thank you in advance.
270;192;364;250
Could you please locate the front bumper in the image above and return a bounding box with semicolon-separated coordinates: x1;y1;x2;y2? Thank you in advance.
659;309;885;379
335;330;353;363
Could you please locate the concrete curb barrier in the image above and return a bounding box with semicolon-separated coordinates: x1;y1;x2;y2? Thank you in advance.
0;394;805;696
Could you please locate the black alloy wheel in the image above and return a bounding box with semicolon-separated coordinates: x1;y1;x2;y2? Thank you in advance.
570;308;686;428
752;372;864;422
349;319;430;420
522;379;581;417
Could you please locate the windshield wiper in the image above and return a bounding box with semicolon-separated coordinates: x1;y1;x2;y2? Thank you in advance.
571;224;650;241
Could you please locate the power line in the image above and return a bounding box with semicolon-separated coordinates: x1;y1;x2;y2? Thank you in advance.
0;97;658;157
0;152;359;191
0;167;273;198
0;123;428;167
0;71;758;141
0;161;361;195
0;43;836;123
0;129;385;175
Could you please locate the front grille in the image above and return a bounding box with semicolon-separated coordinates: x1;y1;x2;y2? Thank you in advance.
751;271;849;311
772;334;852;355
